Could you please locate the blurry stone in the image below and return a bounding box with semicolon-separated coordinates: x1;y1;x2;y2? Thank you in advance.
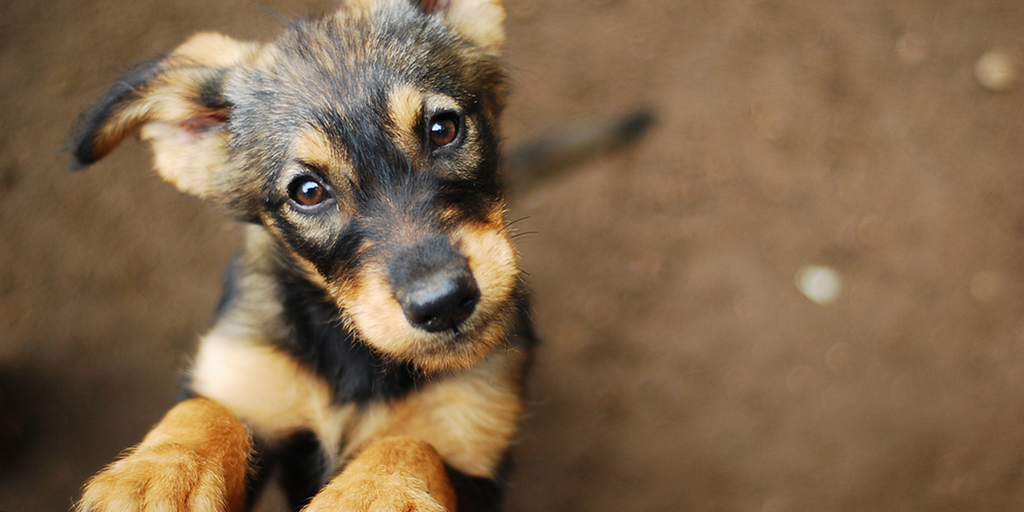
796;265;842;305
974;49;1018;92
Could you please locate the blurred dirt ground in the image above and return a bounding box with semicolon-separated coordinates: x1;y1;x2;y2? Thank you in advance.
2;0;1024;511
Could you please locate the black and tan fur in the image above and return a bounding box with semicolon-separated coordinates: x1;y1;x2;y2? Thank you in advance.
70;1;532;511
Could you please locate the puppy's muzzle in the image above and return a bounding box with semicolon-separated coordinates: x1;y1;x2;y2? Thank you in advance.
389;235;480;333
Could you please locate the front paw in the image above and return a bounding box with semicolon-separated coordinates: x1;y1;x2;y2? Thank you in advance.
304;472;448;512
304;437;455;512
77;443;236;512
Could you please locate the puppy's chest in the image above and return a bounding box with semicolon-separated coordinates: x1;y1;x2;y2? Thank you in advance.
190;325;526;478
189;329;387;453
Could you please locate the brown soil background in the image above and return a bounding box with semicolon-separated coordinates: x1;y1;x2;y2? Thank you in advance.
3;0;1024;511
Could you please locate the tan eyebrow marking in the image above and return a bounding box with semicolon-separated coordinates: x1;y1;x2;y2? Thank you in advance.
387;84;425;159
423;93;460;114
293;126;339;171
389;84;424;133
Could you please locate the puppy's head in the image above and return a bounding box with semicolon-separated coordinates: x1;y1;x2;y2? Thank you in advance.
70;0;518;373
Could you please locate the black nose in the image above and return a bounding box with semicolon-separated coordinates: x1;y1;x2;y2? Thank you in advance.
398;269;480;332
390;236;480;333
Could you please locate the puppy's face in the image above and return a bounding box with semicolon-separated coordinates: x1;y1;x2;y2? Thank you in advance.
241;5;516;372
70;0;517;372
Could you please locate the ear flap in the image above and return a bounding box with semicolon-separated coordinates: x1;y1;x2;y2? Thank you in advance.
414;0;506;51
69;33;255;199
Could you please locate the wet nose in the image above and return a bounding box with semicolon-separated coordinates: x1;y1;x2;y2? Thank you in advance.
398;268;479;332
390;236;480;333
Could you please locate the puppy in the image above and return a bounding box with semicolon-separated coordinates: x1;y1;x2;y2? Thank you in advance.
70;1;532;511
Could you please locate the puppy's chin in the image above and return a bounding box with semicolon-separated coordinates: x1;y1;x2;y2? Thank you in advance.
404;309;515;373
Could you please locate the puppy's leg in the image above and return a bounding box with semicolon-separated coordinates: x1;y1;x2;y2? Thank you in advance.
78;398;251;512
304;437;456;512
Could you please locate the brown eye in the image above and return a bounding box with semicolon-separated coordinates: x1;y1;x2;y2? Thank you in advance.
288;176;327;207
427;112;460;148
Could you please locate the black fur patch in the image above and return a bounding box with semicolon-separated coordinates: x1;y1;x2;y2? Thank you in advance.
444;458;511;512
243;435;276;511
276;432;332;511
243;432;331;512
274;258;423;404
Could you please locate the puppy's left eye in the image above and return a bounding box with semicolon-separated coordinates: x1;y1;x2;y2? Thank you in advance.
427;112;461;149
288;176;329;207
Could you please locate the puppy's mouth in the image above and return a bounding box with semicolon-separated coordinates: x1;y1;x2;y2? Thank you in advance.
331;223;519;373
338;258;509;372
353;290;504;374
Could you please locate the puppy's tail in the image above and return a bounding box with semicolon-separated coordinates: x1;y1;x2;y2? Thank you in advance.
503;108;654;191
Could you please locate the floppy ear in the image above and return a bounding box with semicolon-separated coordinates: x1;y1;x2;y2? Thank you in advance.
414;0;505;51
69;33;255;199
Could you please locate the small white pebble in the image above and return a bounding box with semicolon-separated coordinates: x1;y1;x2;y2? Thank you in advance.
796;265;841;305
974;49;1018;92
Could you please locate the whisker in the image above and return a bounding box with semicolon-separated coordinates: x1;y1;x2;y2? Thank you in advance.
502;216;531;234
509;231;538;240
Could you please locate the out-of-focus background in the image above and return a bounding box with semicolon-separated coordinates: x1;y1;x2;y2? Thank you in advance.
2;0;1024;510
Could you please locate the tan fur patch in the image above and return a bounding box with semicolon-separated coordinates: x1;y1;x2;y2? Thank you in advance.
387;84;424;159
334;0;382;21
423;93;460;114
141;122;229;198
252;39;285;70
190;332;356;456
444;0;506;51
341;260;415;359
294;126;343;173
170;32;257;68
291;126;358;212
454;218;519;327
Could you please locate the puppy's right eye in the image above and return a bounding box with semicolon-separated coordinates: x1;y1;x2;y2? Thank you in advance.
427;112;461;150
288;176;328;207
